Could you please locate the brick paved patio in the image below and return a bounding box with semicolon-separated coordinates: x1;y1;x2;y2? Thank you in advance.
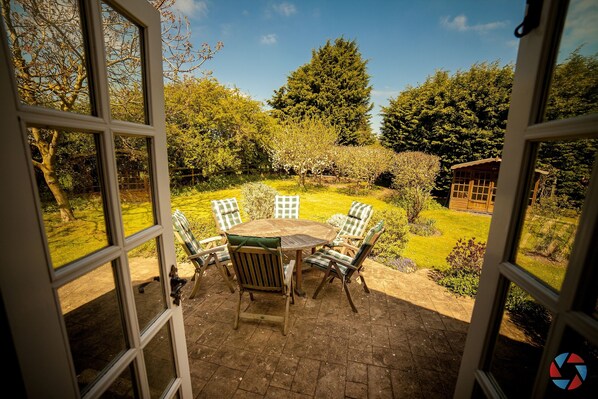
178;257;476;399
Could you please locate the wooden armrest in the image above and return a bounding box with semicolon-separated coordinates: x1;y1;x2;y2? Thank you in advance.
339;234;363;240
284;260;296;286
338;242;359;252
199;236;223;245
188;244;227;259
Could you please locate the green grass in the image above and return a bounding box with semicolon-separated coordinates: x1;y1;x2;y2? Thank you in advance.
404;208;492;269
42;176;569;291
515;253;566;291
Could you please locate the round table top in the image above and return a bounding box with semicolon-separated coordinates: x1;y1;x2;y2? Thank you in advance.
227;218;338;251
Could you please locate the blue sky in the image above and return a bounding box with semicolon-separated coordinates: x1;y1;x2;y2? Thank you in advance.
174;0;526;134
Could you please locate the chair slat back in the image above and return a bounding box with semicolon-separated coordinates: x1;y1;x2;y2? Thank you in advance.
229;249;284;291
211;198;242;232
274;195;300;219
338;201;373;238
172;209;205;266
226;234;285;292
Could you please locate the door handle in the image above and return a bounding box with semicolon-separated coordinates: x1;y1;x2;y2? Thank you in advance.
514;0;542;38
169;265;187;306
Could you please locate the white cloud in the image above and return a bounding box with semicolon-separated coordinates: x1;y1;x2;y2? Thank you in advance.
441;14;508;33
261;34;278;45
172;0;208;18
558;0;598;60
272;2;297;17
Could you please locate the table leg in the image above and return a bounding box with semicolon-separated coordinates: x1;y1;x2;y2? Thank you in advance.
294;249;306;297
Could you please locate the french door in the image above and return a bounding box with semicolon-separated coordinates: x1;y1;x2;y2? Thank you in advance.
456;0;598;398
0;0;192;397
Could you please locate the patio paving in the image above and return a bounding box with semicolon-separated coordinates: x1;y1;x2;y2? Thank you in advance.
177;256;476;399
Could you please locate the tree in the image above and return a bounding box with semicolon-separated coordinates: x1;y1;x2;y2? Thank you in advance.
392;151;440;223
333;145;395;189
269;117;338;188
380;62;514;197
165;77;276;177
541;50;598;208
268;37;374;145
1;0;221;220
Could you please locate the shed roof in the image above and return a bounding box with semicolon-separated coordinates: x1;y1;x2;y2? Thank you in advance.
451;157;549;174
450;157;501;170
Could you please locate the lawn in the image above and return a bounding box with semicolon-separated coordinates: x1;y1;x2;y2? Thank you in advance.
42;175;566;290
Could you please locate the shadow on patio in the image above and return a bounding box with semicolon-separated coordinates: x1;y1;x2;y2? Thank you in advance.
179;257;474;399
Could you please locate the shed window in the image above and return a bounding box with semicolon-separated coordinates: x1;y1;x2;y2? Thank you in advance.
452;170;469;198
470;171;492;202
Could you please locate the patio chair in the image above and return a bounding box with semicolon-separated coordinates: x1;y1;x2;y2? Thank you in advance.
327;201;374;256
273;194;300;219
172;209;235;298
211;197;243;235
305;221;384;313
225;233;295;335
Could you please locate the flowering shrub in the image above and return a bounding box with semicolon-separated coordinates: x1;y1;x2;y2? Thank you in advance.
241;182;279;220
326;213;347;229
385;257;417;273
446;237;487;276
370;208;409;262
432;237;487;297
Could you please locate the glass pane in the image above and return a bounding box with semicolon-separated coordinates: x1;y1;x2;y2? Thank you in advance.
1;0;91;114
129;239;166;332
545;328;598;398
544;0;598;121
102;1;146;124
515;139;597;291
115;135;154;236
58;262;127;396
144;323;177;398
103;363;138;398
30;128;109;268
490;281;553;398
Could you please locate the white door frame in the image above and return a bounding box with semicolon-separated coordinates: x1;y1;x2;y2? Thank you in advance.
455;0;598;397
0;0;192;397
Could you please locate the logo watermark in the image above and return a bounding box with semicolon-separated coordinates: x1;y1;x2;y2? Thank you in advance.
550;352;587;390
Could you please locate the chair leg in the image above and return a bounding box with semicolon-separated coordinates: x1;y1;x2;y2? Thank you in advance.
216;261;235;293
313;271;330;299
290;280;295;305
234;290;242;330
343;282;358;313
283;294;291;335
189;269;204;299
359;274;370;293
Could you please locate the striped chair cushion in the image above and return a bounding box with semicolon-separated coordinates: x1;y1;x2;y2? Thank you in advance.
274;195;300;219
329;201;373;247
308;221;384;275
304;248;353;276
211;198;242;231
172;209;202;254
172;209;229;267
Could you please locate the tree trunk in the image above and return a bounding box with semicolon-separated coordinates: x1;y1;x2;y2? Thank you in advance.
41;166;76;222
31;127;76;222
299;172;306;188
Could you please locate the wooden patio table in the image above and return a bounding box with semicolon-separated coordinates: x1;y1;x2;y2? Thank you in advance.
227;218;337;296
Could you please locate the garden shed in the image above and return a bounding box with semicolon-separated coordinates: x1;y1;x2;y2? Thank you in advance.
449;157;547;214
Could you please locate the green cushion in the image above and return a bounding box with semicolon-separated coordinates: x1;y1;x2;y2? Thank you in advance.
226;233;281;249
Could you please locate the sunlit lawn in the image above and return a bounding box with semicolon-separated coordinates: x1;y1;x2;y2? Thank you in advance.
43;176;566;290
